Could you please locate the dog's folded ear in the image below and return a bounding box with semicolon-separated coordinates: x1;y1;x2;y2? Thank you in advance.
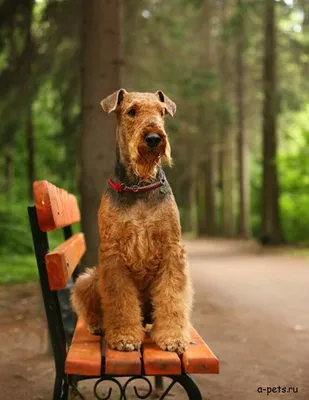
101;89;127;113
155;90;177;117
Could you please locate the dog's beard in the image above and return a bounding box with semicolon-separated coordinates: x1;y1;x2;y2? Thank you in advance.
133;146;161;179
161;140;172;167
123;133;172;180
130;142;171;180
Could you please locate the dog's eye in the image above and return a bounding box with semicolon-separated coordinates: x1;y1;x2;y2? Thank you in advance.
128;108;136;117
161;108;166;117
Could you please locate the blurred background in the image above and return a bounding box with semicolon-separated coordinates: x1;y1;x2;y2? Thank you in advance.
1;0;309;276
1;1;309;399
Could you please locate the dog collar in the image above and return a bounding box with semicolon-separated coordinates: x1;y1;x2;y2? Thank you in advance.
108;173;166;193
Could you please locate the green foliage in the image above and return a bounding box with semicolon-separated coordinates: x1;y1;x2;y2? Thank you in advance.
0;254;37;284
249;105;309;244
280;193;309;244
277;106;309;243
0;0;309;284
0;199;34;255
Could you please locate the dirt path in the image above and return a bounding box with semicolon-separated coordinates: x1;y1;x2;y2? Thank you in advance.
186;239;309;400
0;240;308;399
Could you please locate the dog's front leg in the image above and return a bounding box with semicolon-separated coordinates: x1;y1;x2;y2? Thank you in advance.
99;254;144;351
150;243;192;354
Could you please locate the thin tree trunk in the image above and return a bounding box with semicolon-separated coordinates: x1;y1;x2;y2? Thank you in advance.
301;1;309;89
203;158;216;235
220;2;234;237
182;175;197;235
198;0;217;236
236;0;250;238
189;164;198;235
4;144;14;201
81;0;124;266
202;144;217;236
24;0;35;201
182;178;191;233
260;0;284;245
26;102;35;201
204;0;217;237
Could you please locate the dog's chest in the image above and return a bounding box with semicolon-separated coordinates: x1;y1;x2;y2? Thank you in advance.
99;194;181;286
113;203;170;278
120;207;164;261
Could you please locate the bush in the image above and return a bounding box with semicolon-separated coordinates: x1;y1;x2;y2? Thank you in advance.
0;198;34;255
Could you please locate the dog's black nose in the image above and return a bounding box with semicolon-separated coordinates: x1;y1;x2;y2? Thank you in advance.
145;133;161;148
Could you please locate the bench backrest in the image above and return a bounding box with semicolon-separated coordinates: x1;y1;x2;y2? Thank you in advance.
28;180;84;372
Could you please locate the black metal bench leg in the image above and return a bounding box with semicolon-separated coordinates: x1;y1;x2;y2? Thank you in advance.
155;376;164;391
166;374;202;400
53;374;69;400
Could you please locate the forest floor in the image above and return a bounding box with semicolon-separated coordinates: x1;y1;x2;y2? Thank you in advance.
0;239;309;399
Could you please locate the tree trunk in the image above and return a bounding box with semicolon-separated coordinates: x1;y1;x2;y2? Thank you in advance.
198;0;217;236
4;144;14;202
81;0;124;266
301;0;309;89
260;0;284;245
236;0;250;238
220;1;234;237
182;179;191;233
182;176;197;235
23;0;35;201
201;144;217;236
26;102;35;201
189;164;198;235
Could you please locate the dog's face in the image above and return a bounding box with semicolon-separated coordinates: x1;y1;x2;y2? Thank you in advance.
101;89;176;179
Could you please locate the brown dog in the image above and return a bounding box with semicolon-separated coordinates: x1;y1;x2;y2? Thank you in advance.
71;90;192;354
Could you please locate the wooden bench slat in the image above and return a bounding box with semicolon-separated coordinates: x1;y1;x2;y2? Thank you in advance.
142;335;182;375
65;322;218;377
105;347;141;375
33;180;80;232
65;319;102;376
45;233;86;291
182;328;219;374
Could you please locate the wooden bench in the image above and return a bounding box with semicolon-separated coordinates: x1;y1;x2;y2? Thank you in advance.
28;180;219;400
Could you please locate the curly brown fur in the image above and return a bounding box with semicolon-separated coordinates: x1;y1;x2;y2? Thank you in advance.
72;90;192;354
71;268;102;334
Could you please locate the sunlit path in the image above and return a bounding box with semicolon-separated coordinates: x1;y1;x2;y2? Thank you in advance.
186;239;309;400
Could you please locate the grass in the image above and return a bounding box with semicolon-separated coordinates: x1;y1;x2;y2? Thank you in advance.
0;253;38;284
0;222;81;285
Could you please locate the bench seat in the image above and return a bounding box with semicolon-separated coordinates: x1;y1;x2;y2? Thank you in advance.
65;319;219;377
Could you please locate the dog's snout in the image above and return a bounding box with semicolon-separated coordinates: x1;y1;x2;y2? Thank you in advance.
145;133;161;148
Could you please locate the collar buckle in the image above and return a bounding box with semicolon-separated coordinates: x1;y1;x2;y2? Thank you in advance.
120;183;127;192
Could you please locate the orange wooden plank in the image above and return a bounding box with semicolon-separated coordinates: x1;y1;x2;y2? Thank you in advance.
33;180;80;232
105;346;141;375
65;318;102;376
142;335;182;375
45;233;86;291
182;328;219;374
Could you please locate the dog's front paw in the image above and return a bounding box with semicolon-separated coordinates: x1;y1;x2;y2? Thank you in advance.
109;336;142;351
156;337;189;354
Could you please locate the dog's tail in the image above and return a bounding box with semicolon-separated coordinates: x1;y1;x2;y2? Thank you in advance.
71;267;102;333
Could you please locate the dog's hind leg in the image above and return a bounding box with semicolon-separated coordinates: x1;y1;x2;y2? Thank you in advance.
70;267;103;334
